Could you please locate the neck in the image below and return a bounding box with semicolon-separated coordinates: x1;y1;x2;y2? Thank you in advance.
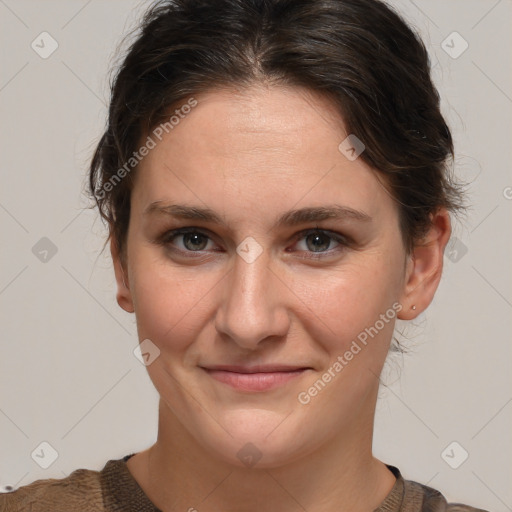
128;395;396;512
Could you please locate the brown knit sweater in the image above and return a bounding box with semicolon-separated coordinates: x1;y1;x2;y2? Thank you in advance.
0;454;488;512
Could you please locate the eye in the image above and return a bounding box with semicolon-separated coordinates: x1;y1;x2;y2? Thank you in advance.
159;228;217;254
290;228;348;258
157;226;349;260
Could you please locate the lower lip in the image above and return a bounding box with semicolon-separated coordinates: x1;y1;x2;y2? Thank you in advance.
203;369;308;392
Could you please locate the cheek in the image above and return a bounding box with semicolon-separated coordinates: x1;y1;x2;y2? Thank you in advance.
288;258;401;354
292;266;402;417
129;252;221;353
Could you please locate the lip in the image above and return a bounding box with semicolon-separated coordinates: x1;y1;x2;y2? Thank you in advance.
200;365;311;392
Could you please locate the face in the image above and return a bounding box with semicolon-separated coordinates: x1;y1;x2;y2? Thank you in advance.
112;84;447;468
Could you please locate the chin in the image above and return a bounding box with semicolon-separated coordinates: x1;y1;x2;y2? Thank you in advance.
212;435;306;470
195;410;313;469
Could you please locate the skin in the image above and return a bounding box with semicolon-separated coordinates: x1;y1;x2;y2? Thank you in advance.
111;83;451;512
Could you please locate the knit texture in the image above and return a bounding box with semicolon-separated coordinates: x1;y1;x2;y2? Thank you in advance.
0;454;489;511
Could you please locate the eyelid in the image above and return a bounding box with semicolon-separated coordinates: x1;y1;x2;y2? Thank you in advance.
291;227;350;244
157;227;218;249
157;226;351;257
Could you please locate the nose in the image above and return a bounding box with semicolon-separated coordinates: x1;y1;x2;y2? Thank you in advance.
214;248;291;350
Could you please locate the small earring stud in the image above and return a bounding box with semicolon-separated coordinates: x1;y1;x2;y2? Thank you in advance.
411;305;416;310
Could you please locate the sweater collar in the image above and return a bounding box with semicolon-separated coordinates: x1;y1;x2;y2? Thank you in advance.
101;454;404;512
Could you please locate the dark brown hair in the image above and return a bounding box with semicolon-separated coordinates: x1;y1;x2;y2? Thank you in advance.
89;0;464;261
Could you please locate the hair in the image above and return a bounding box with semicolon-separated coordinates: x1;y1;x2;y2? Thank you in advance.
88;0;464;263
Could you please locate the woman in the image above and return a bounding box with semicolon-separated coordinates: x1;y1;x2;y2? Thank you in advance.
0;0;488;510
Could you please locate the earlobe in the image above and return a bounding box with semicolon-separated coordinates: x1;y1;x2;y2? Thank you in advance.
397;209;452;320
110;237;135;314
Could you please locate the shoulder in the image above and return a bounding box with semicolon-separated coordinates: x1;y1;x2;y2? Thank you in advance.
380;465;490;512
0;466;104;512
403;477;490;512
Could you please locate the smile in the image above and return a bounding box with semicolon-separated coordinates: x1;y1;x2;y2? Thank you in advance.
200;366;311;392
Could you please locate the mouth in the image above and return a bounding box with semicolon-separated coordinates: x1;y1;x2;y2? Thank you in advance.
200;365;312;392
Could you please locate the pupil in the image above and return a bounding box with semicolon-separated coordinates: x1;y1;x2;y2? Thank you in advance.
185;233;207;251
308;233;329;252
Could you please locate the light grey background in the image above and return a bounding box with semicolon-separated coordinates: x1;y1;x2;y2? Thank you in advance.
0;1;510;510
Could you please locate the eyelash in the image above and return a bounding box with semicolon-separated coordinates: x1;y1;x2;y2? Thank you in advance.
156;227;351;260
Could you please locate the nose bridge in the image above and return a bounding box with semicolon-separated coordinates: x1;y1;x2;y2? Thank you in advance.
216;247;288;348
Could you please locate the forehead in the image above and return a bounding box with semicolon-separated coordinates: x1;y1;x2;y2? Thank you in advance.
132;85;395;225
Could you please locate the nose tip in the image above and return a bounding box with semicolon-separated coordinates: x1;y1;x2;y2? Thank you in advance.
214;251;290;349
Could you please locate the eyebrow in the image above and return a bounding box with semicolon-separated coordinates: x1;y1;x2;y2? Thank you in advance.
144;202;372;229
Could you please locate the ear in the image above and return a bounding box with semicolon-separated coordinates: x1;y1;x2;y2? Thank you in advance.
110;237;135;314
397;208;452;320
